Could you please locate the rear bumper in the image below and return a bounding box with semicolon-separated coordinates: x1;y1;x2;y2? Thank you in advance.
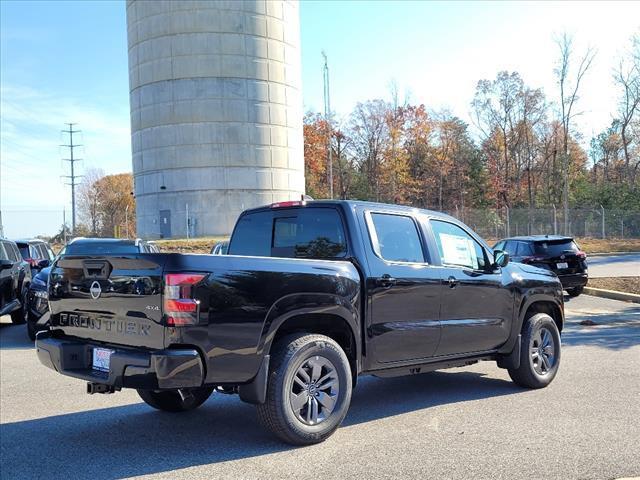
557;272;588;289
35;332;204;390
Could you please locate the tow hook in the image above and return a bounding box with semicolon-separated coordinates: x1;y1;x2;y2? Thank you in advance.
87;382;115;394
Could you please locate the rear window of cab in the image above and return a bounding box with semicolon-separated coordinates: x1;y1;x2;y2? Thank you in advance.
228;208;347;259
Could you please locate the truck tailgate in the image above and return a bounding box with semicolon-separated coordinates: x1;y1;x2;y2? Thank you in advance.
48;255;166;349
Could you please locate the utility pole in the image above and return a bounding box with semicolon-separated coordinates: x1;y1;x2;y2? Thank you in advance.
322;51;333;199
63;209;67;244
61;123;82;235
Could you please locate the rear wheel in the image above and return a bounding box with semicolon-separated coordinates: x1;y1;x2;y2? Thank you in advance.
508;313;561;389
10;289;28;325
567;286;584;297
137;386;214;412
257;333;352;445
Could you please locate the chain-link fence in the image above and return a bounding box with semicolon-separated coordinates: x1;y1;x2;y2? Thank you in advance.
447;207;640;240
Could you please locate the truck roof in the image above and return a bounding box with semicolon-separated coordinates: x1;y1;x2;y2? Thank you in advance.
244;199;459;222
501;235;574;242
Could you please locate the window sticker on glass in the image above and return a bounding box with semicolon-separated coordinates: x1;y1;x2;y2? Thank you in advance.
440;233;476;268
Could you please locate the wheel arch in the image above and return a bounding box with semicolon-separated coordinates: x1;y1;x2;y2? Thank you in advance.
259;293;361;384
518;295;564;333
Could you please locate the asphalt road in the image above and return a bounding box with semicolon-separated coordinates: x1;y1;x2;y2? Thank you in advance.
1;295;639;480
587;253;640;278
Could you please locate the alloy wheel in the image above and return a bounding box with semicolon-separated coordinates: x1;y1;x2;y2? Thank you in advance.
289;356;339;426
530;327;556;375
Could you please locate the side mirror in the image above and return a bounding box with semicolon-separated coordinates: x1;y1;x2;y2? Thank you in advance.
0;259;13;270
494;250;509;268
37;259;50;269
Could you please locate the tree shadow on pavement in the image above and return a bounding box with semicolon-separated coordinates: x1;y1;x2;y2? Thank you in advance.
0;370;521;479
562;297;640;350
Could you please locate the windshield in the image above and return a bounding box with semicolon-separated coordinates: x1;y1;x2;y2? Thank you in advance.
533;239;578;257
64;243;140;255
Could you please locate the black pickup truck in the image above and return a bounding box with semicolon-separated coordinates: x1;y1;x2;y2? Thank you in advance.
36;200;564;445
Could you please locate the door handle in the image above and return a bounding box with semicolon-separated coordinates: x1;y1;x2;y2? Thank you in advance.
447;276;458;288
376;274;397;288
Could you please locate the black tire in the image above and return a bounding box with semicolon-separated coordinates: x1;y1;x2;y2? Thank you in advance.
137;386;214;412
567;286;584;297
10;289;28;325
257;333;352;445
508;313;561;389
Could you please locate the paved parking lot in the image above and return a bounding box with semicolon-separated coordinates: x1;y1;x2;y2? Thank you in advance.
587;253;640;278
1;295;639;480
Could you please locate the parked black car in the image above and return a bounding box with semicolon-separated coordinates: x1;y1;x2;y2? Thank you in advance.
37;201;564;445
494;235;588;296
0;239;31;324
15;239;55;273
25;237;160;340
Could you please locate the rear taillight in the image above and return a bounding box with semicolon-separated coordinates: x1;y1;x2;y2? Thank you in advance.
163;273;205;326
576;250;587;259
26;258;38;268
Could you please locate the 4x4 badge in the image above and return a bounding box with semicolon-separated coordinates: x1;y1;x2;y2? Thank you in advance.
90;281;102;300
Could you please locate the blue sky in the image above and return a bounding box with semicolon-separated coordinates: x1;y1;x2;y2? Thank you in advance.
1;0;639;238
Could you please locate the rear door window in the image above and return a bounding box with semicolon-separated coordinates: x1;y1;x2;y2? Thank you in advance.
228;211;273;257
228;208;347;259
534;239;578;257
65;243;141;255
272;209;347;258
369;213;425;263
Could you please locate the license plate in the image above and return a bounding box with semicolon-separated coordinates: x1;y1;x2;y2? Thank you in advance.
557;262;568;269
92;347;114;372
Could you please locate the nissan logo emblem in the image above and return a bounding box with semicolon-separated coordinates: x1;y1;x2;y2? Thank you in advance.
90;281;102;300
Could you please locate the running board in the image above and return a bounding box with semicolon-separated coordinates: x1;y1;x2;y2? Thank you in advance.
370;352;497;378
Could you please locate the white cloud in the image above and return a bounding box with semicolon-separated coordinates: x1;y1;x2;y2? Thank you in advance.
1;83;131;237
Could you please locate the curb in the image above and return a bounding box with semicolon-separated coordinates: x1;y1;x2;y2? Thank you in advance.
583;286;640;304
587;251;640;257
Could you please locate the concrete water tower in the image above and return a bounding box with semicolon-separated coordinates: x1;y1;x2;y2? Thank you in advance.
126;0;304;238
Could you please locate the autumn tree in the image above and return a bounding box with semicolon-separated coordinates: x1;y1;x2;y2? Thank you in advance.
555;33;596;233
78;168;105;236
77;171;136;238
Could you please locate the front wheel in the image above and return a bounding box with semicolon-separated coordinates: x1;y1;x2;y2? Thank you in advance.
257;333;352;445
508;313;561;389
137;386;214;412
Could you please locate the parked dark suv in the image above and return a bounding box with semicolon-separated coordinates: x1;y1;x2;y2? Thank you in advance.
15;239;55;273
25;237;160;340
494;235;588;296
0;239;31;324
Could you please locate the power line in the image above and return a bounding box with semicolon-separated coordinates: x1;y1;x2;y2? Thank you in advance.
61;123;82;234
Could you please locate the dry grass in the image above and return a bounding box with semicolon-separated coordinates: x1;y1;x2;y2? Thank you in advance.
154;236;228;254
575;238;640;254
588;277;640;295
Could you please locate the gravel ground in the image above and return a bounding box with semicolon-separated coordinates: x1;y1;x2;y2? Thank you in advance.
1;295;639;480
588;276;640;295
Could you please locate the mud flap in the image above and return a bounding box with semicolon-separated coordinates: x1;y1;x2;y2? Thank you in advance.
497;334;521;370
238;355;270;405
